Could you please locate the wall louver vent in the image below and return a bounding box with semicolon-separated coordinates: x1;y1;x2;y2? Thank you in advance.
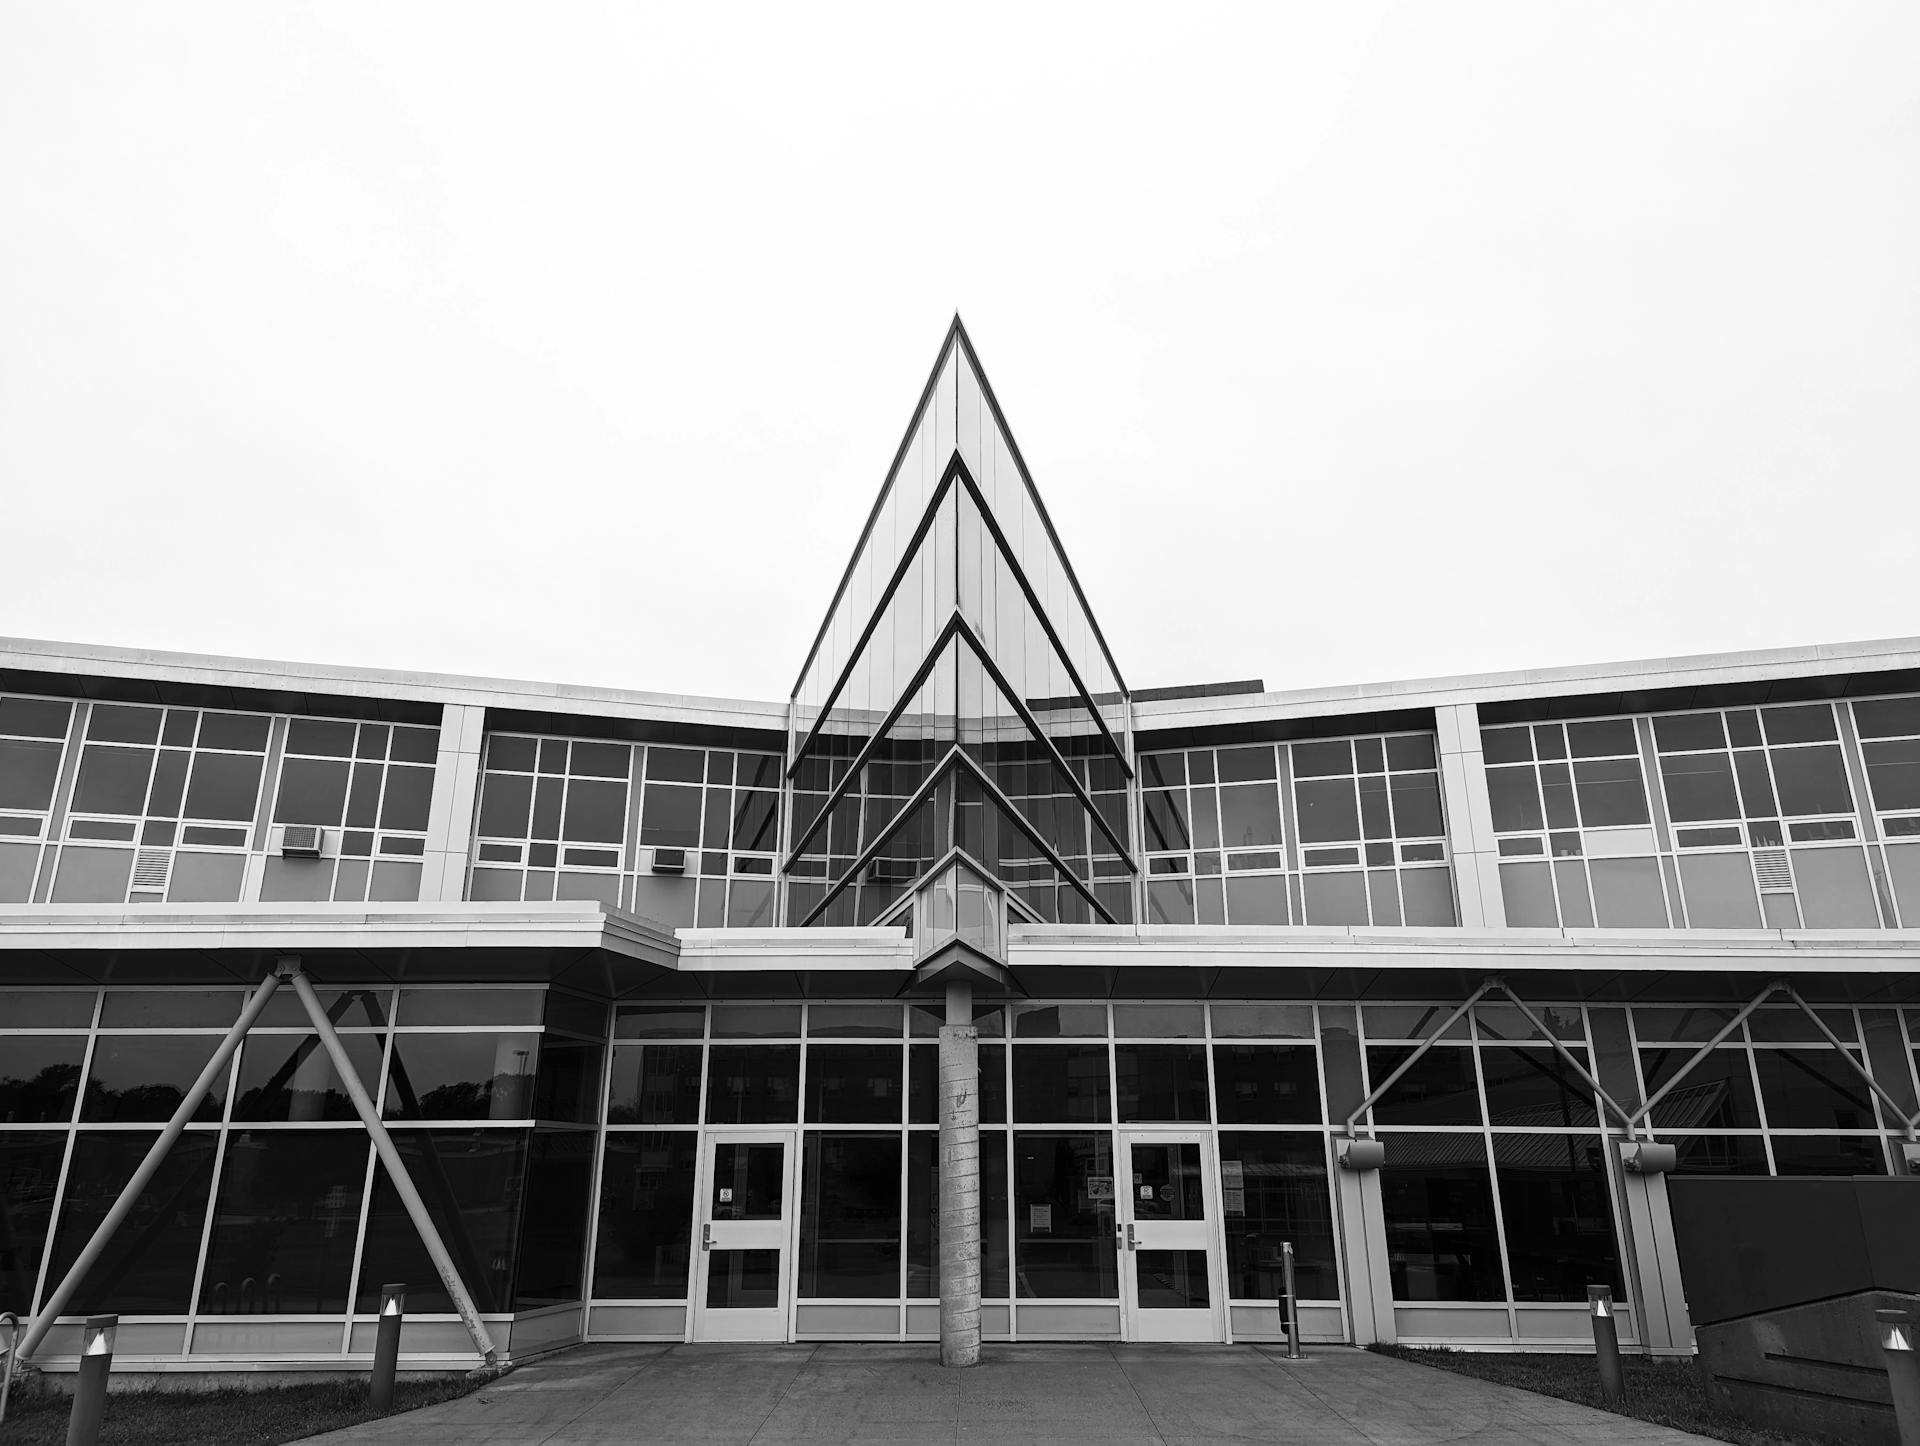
131;849;172;891
1753;849;1794;892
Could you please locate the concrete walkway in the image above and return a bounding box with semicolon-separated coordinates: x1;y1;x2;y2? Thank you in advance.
305;1342;1719;1445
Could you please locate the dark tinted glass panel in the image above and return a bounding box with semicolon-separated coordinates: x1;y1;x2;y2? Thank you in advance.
593;1132;697;1298
1366;1047;1480;1125
1389;773;1444;837
1640;1048;1761;1130
1479;1047;1597;1127
232;1033;385;1121
82;1035;225;1122
1571;759;1648;827
1136;1250;1209;1308
799;1133;900;1297
397;989;544;1026
71;745;152;814
641;784;701;846
1770;1135;1886;1175
184;753;264;821
1666;1134;1770;1176
88;705;161;743
0;1132;64;1311
252;987;389;1030
197;713;270;751
199;1130;369;1313
1661;754;1739;822
356;1130;528;1312
385;1034;537;1120
648;748;705;784
0;991;95;1028
808;1004;901;1038
615;1005;704;1039
1653;713;1724;752
607;1042;703;1124
1855;698;1920;739
981;1043;1007;1125
1218;784;1284;848
1864;740;1920;811
1294;778;1357;843
1212;1044;1320;1124
47;1131;217;1312
562;778;625;844
1632;1007;1741;1042
478;773;532;837
909;1043;935;1125
1114;1044;1209;1122
380;766;434;832
1771;746;1852;816
1011;1003;1108;1039
1752;1049;1878;1129
275;757;349;825
1013;1132;1117;1298
712;1140;785;1219
1763;705;1837;745
0;1035;86;1123
1218;1132;1336;1299
533;1039;603;1123
706;1250;779;1308
1378;1132;1502;1301
287;718;355;756
806;1043;903;1124
710;1004;801;1038
1012;1044;1111;1123
0;696;71;738
515;1132;594;1306
1492;1133;1622;1300
0;739;63;811
706;1044;799;1124
1127;1141;1204;1220
487;736;536;772
1111;1003;1203;1038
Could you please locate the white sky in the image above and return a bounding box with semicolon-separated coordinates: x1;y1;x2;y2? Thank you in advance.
3;5;1916;705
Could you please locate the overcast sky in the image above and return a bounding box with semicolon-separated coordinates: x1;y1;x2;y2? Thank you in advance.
3;5;1916;706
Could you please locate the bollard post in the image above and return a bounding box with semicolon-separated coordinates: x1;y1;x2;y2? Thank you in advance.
1877;1308;1920;1446
1587;1286;1625;1408
65;1315;116;1446
371;1284;405;1413
1;1310;19;1428
1281;1242;1303;1360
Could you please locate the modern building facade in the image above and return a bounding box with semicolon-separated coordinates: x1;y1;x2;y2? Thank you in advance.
2;319;1918;1376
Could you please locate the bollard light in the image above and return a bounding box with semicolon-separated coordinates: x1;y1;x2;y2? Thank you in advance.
66;1313;118;1446
1878;1308;1920;1446
1587;1286;1625;1408
370;1284;406;1414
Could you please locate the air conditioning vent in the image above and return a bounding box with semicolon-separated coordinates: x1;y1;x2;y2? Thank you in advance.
131;849;172;891
281;824;325;858
1753;848;1793;892
650;847;686;875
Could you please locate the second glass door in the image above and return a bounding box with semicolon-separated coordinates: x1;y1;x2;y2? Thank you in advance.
1118;1130;1224;1342
692;1130;797;1342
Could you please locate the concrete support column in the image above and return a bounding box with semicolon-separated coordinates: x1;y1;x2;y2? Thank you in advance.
1333;1158;1395;1345
420;704;485;902
1435;702;1506;928
939;981;981;1367
1614;1147;1693;1355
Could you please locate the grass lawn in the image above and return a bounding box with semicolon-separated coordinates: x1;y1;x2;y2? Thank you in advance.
0;1376;480;1445
1373;1345;1852;1446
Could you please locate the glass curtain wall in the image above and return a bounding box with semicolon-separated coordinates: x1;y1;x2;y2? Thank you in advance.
1485;693;1920;930
786;323;1134;931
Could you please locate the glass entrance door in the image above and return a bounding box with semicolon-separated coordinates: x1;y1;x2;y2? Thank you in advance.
1117;1131;1224;1342
691;1131;797;1342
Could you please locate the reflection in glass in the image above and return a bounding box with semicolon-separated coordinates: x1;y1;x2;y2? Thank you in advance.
1641;1048;1761;1130
356;1130;528;1313
1378;1132;1503;1301
1666;1134;1770;1176
1492;1133;1622;1301
1217;1132;1336;1298
385;1034;537;1120
1136;1250;1209;1308
706;1045;799;1124
707;1249;779;1308
81;1036;224;1122
1478;1048;1597;1128
1128;1142;1204;1219
594;1133;697;1298
1115;1045;1209;1122
0;1036;86;1123
1212;1045;1320;1125
0;1132;65;1311
800;1133;900;1297
47;1131;217;1313
1753;1049;1877;1129
607;1042;703;1124
1366;1047;1481;1126
1013;1132;1116;1298
1770;1135;1886;1175
806;1044;903;1124
199;1130;368;1312
1012;1045;1112;1123
711;1142;785;1219
233;1034;385;1121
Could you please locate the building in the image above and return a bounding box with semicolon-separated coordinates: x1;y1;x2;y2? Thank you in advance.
2;318;1918;1377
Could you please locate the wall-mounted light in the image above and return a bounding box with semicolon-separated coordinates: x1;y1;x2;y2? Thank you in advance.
1337;1138;1385;1172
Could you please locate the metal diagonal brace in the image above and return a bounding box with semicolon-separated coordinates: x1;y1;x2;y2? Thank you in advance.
280;960;499;1365
1780;984;1920;1142
16;971;287;1364
1624;981;1786;1134
1342;979;1500;1137
1491;986;1638;1134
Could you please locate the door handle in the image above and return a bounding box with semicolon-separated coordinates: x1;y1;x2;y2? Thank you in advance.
702;1222;712;1252
1126;1223;1136;1252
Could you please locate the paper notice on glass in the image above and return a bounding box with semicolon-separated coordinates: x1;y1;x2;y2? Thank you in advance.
1221;1160;1244;1188
1029;1203;1053;1233
1087;1175;1113;1202
1224;1187;1246;1215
